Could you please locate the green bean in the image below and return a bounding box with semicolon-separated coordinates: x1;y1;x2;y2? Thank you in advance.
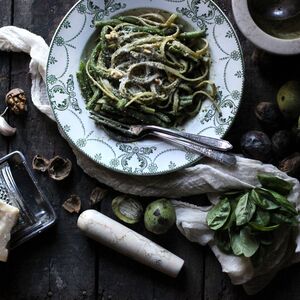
168;45;198;62
86;89;101;110
89;40;102;66
179;98;194;108
89;63;110;79
117;16;147;26
178;31;206;41
117;16;162;28
140;105;156;114
98;102;167;126
95;19;123;28
77;61;94;100
99;26;111;66
125;107;169;127
121;25;165;35
155;112;172;123
92;106;124;119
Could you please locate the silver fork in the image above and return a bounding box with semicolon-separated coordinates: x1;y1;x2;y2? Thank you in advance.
90;113;237;166
90;112;232;151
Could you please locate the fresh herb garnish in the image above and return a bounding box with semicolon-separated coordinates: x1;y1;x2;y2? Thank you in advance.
206;173;298;258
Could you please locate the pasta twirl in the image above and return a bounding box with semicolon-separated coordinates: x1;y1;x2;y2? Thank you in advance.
77;13;217;128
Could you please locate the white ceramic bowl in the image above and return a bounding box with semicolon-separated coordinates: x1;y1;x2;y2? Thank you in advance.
232;0;300;55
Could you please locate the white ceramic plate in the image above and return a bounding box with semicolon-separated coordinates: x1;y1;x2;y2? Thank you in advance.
46;0;244;175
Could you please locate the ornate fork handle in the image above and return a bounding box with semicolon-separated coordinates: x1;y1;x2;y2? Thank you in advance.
153;132;237;166
142;125;232;151
90;113;234;160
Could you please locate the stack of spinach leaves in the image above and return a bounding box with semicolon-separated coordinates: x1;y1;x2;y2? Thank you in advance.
206;173;299;259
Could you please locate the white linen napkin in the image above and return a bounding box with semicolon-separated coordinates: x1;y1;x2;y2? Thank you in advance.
1;26;299;294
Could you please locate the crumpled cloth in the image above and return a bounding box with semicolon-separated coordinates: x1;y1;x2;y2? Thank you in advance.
1;26;300;294
0;26;54;120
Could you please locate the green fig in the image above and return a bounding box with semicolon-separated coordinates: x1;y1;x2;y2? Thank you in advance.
144;199;176;234
277;80;300;120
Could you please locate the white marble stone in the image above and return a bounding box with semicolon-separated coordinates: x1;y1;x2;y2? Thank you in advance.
77;210;184;278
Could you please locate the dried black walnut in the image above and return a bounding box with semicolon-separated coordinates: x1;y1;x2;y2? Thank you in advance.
32;155;50;172
48;156;72;181
279;153;300;177
62;195;81;213
255;102;282;128
90;187;108;206
5;88;27;114
240;131;272;162
271;130;292;158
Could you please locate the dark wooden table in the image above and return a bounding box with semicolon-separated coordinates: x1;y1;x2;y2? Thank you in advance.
1;0;300;299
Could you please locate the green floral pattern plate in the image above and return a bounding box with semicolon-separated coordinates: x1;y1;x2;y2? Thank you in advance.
46;0;244;175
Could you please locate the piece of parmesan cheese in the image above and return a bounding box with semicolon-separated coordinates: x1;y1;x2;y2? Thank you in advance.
0;200;19;262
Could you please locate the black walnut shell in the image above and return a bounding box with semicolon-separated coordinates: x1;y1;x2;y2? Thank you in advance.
62;195;81;213
48;156;72;180
279;153;300;177
271;130;292;159
32;155;50;172
255;102;282;128
90;187;108;206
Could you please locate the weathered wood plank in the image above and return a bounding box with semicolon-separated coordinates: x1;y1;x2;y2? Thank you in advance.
0;1;13;299
204;249;250;300
204;1;300;299
0;0;96;299
0;0;11;157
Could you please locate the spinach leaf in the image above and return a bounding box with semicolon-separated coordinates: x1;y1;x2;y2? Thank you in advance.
249;223;279;232
223;198;238;230
230;232;243;256
251;209;270;226
212;179;299;261
207;198;231;230
257;173;293;195
252;188;279;210
235;193;256;226
271;212;298;225
231;227;259;257
268;190;298;216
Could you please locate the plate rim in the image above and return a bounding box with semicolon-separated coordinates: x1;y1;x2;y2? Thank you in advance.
46;0;245;176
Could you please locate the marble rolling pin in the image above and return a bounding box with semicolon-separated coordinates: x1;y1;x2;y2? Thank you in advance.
77;210;184;277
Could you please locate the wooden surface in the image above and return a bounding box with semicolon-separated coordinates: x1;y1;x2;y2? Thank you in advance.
0;0;300;299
